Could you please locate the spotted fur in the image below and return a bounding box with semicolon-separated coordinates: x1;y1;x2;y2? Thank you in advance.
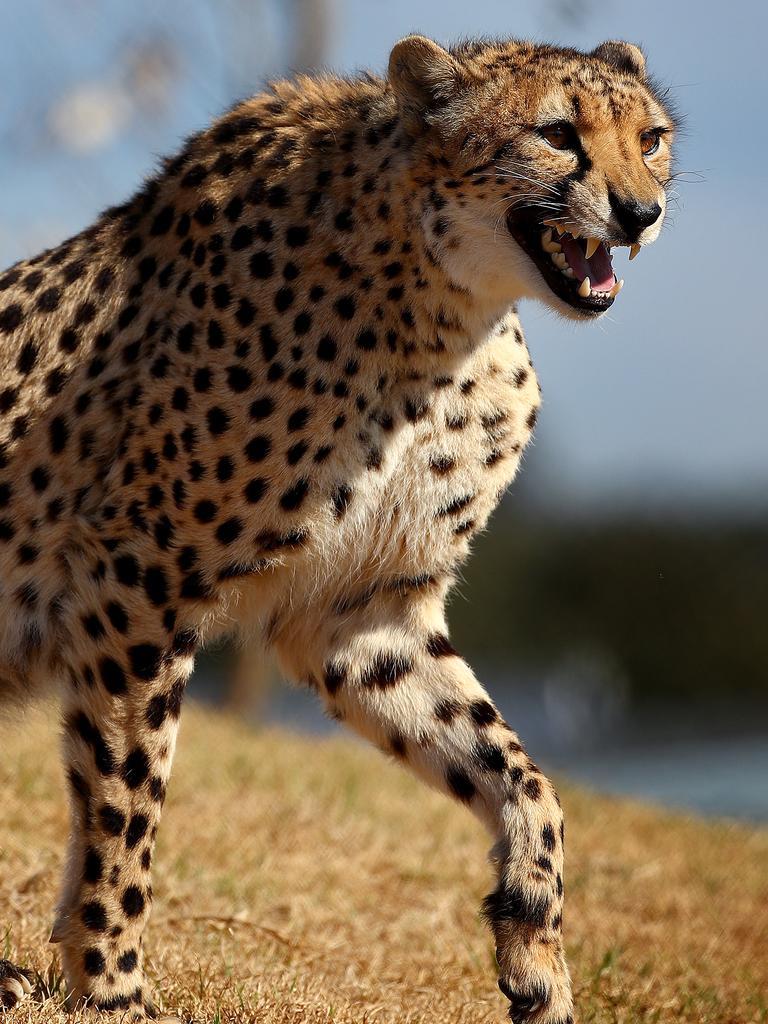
0;35;675;1022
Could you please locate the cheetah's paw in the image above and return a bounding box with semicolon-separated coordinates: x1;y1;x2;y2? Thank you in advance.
496;936;573;1024
0;961;33;1011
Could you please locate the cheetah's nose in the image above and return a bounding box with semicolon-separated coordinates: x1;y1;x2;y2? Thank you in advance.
608;191;661;242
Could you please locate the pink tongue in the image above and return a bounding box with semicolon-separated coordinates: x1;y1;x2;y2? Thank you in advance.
560;237;615;292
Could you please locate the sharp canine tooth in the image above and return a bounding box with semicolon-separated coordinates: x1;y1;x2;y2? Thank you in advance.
578;277;591;298
585;237;600;259
610;278;624;297
629;243;641;260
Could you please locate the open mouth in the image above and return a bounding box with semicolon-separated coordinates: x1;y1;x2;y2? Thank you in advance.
507;210;638;314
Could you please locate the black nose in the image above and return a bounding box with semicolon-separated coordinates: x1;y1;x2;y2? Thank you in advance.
608;191;661;241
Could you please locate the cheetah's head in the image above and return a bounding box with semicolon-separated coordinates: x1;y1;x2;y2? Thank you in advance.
389;35;677;320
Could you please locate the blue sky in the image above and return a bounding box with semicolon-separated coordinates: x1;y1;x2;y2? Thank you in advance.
0;0;765;512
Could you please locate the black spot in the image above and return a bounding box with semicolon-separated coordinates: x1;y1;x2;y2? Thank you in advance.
117;304;138;330
244;476;267;503
36;286;61;312
193;367;212;393
99;657;127;696
286;225;310;247
125;813;150;849
334;295;356;319
279;478;309;511
437;493;475;517
151;205;175;234
82;613;105;640
180;570;213;601
242;430;274;466
266;185;288;207
0;303;24;333
429;455;455;476
446;767;476;803
274;287;294;312
194;499;217;523
121;747;150;789
207;406;230;435
293;311;311;335
405;397;429;423
434;698;463;724
121;886;146;919
145;694;167;729
194;199;217;226
83;948;106;976
323;662;346;695
316;335;337;361
128;644;162;681
225;301;254;335
117;950;138;974
249;249;274;278
227;365;252;392
331;484;352;518
114;554;140;586
82;900;108;932
189;283;207;308
211;283;231;310
216;456;234;483
258;324;278;363
542;824;556;852
482;883;550;929
207;319;225;348
475;742;506;773
524;777;542;801
231;225;253;250
361;653;411;689
17;340;38;374
144;566;168;606
287;407;310;432
286;441;308;465
426;633;458;658
335;208;354;231
83;847;103;884
215;518;243;545
356;329;377;351
469;699;498;727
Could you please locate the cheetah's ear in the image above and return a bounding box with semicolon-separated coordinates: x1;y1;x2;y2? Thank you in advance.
591;40;646;78
388;35;466;132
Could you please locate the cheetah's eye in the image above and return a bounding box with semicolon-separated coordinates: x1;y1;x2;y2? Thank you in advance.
640;129;661;156
538;122;578;151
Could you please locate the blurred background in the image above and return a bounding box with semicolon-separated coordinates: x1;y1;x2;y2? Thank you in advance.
1;0;766;820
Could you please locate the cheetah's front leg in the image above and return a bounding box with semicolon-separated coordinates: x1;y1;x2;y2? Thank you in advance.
276;591;573;1024
52;632;194;1019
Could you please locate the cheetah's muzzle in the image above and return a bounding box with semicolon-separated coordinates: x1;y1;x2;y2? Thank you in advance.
507;207;627;315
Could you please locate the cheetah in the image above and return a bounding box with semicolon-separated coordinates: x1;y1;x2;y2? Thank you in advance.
0;34;676;1023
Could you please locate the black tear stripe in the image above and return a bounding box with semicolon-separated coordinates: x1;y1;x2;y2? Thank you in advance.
559;138;592;187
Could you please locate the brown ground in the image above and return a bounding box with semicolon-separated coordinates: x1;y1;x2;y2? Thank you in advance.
1;704;766;1023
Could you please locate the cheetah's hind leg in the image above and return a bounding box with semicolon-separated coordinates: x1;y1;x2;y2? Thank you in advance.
0;960;33;1011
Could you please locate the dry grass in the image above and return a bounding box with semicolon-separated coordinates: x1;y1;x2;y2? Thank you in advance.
1;703;766;1024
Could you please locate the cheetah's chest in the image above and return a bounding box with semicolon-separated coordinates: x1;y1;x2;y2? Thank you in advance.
333;327;541;583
